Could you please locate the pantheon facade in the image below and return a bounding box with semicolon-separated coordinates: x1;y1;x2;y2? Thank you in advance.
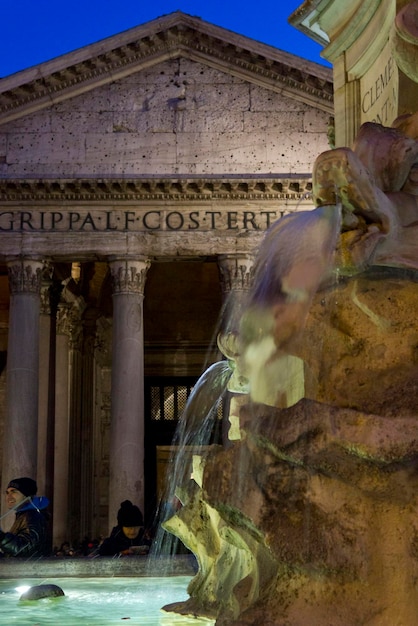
0;12;333;547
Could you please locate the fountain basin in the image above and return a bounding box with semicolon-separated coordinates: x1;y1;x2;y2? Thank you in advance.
0;557;213;626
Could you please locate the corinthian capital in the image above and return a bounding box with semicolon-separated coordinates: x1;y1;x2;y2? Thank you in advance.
218;254;255;295
109;257;151;295
7;258;44;295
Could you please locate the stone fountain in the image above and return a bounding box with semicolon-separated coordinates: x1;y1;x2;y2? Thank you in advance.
162;112;418;626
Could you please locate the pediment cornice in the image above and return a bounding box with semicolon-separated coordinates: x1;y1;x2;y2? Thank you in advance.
0;12;333;125
0;175;312;202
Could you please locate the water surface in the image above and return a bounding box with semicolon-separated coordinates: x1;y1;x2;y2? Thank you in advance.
0;576;215;625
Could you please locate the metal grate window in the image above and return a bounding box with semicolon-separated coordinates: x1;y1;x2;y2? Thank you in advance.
150;383;195;422
150;382;224;422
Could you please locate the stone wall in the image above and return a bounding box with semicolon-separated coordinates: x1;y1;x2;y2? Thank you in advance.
0;59;329;178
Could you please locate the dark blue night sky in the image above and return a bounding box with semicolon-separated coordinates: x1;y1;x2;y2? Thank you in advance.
1;0;330;78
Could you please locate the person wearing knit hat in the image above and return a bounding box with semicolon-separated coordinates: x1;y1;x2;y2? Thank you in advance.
0;477;50;557
6;477;37;498
117;500;144;527
99;500;150;556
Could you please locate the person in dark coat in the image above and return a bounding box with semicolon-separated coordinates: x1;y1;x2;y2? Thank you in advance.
99;500;150;556
0;477;50;557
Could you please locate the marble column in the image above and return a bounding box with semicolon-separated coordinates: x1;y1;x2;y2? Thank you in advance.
37;277;53;495
217;253;254;333
108;257;150;527
37;271;63;547
52;302;73;549
79;315;96;538
2;258;44;512
67;298;85;542
217;254;255;445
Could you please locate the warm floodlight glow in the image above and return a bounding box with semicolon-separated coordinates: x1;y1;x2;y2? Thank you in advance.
71;262;81;282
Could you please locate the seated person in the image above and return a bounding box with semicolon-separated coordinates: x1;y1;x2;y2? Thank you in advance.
99;500;150;556
55;541;75;557
0;477;50;557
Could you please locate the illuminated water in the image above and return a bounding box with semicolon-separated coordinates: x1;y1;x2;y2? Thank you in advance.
0;576;215;625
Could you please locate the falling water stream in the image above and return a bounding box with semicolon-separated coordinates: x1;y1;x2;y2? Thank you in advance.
149;360;233;561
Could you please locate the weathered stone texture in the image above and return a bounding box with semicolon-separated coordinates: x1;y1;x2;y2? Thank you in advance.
0;58;330;178
166;388;418;625
299;269;418;417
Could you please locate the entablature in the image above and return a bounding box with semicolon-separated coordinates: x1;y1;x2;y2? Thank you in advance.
0;175;313;202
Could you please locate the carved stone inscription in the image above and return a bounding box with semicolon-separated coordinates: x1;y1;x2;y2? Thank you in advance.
360;43;398;125
0;207;286;232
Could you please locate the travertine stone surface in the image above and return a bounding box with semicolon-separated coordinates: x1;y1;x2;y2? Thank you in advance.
300;269;418;416
0;59;329;178
163;269;418;626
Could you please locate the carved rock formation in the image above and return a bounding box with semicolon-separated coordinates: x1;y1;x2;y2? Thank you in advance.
164;273;418;625
163;118;418;625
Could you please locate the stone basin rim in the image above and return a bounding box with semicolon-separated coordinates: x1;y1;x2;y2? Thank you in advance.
0;555;197;579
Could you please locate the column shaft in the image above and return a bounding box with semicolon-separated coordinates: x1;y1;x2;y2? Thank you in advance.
67;301;84;542
2;259;43;518
108;258;150;528
52;303;73;549
37;286;51;494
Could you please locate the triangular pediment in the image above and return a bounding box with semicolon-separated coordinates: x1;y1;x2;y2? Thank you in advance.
0;11;333;125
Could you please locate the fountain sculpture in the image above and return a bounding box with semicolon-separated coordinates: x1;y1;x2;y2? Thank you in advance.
161;111;418;625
